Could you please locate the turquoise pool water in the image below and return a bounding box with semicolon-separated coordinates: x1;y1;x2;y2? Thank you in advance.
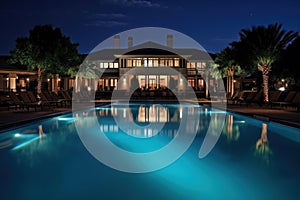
0;103;300;199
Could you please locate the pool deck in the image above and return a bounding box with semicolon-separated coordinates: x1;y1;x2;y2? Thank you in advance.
0;101;300;131
225;104;300;129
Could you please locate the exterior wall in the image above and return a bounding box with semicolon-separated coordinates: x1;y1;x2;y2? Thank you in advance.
84;55;210;95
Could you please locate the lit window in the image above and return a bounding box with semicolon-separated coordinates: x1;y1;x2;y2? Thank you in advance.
187;62;191;69
109;63;114;68
174;58;179;67
188;79;195;87
104;63;108;68
198;79;204;88
143;58;147;67
191;62;196;68
197;62;206;69
131;59;142;67
137;59;142;67
153;58;159;67
148;58;153;67
127;59;132;67
160;59;165;66
110;79;114;87
20;79;26;87
114;63;118;68
100;63;103;68
99;79;104;90
168;59;173;67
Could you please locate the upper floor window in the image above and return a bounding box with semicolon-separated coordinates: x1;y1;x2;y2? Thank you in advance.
124;57;180;68
187;62;196;69
153;58;159;67
127;59;132;67
100;62;118;68
197;62;206;69
174;58;180;67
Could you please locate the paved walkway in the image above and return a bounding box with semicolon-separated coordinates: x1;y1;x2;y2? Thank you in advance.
226;104;300;128
0;107;71;131
0;101;300;131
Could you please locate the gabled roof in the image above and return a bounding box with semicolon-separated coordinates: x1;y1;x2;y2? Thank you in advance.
86;41;212;61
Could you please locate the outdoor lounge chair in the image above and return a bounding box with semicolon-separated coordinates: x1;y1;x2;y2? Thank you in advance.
239;90;263;106
8;92;25;110
49;91;67;107
270;91;297;108
38;92;57;109
59;90;72;105
0;94;14;110
18;92;43;111
42;91;64;107
248;90;263;106
227;90;241;104
239;91;256;106
281;92;300;111
267;90;282;106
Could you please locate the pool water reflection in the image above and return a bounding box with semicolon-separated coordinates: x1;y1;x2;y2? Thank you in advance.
0;103;300;199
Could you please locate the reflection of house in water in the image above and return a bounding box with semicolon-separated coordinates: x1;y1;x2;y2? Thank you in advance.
97;104;200;138
222;114;240;142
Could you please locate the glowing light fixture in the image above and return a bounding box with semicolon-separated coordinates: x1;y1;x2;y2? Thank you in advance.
279;87;285;91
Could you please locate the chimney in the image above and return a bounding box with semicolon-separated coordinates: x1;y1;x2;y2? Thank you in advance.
128;36;133;48
114;35;120;49
167;35;173;48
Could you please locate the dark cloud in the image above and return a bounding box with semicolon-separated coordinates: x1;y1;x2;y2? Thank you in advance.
106;0;162;8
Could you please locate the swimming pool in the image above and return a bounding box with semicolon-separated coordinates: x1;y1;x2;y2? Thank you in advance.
1;103;300;199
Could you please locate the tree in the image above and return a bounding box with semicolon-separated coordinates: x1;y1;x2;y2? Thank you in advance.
9;24;81;94
215;47;246;97
76;60;101;92
232;23;298;102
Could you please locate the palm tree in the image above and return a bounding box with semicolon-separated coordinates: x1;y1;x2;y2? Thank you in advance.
215;47;245;97
234;23;298;102
76;60;101;92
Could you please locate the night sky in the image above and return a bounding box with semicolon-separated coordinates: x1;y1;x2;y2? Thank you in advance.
1;0;299;55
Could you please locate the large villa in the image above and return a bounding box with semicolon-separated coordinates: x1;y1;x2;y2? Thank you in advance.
1;35;224;100
80;35;212;93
